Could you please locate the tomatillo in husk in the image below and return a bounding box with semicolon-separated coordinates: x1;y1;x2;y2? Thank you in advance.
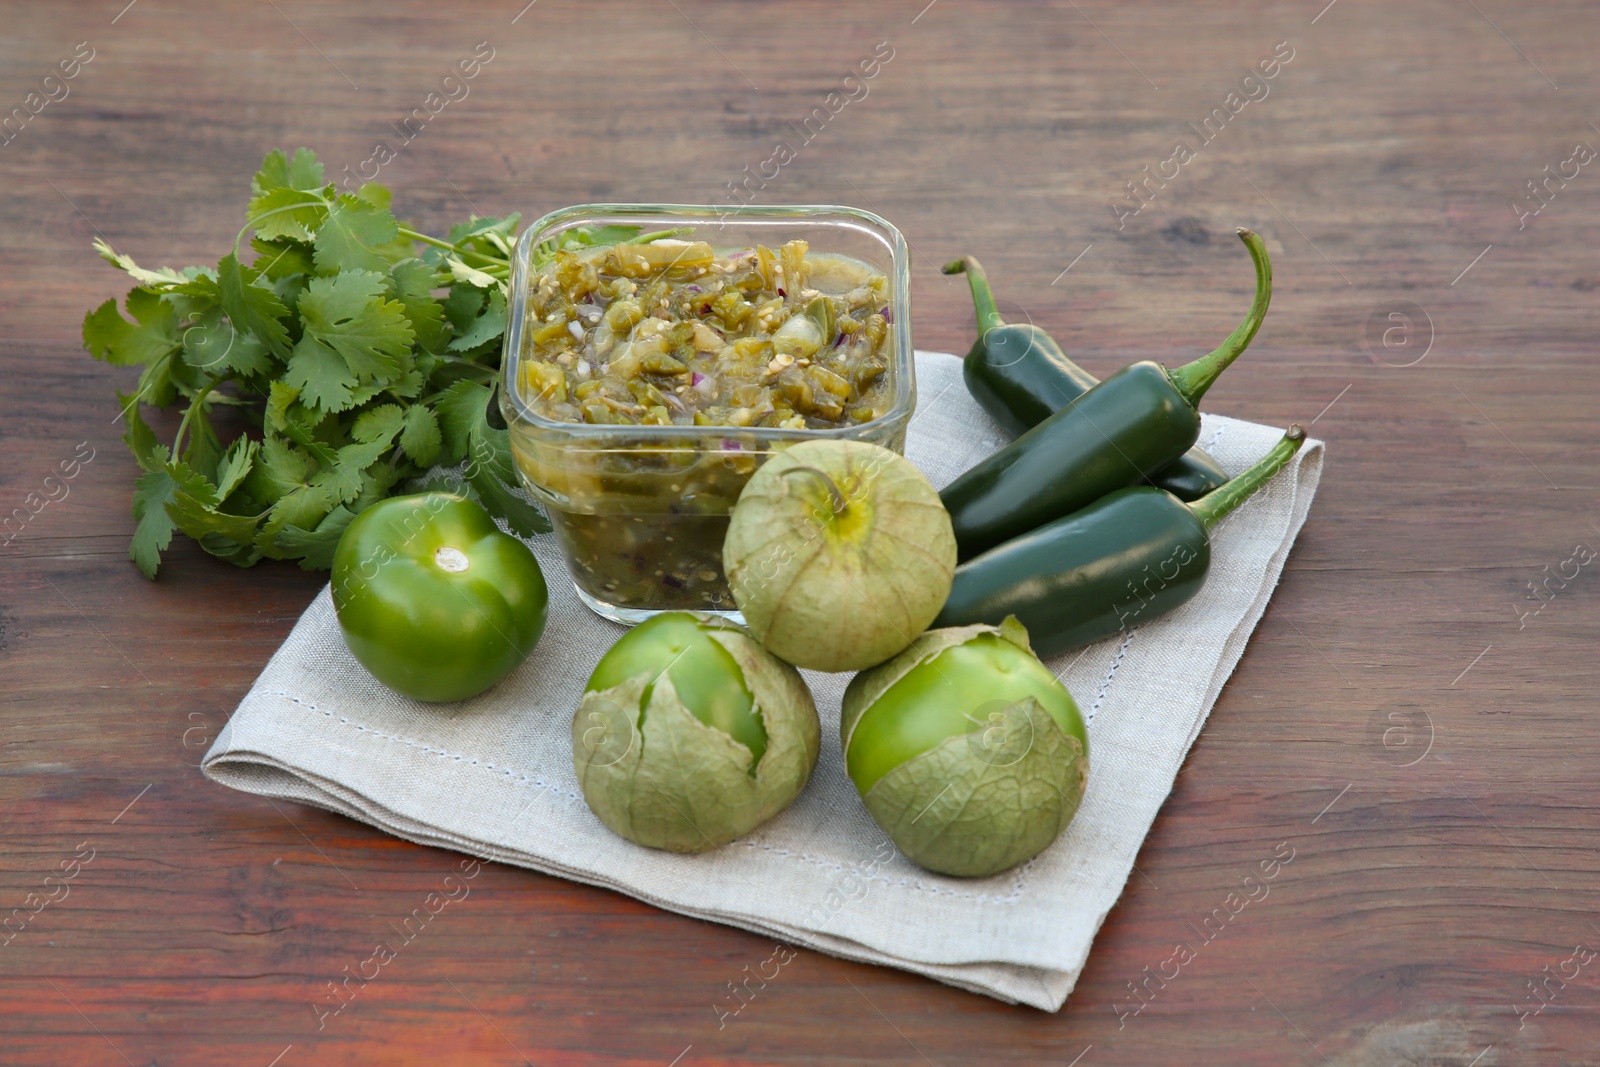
723;439;956;673
841;618;1089;878
331;493;548;702
574;612;820;853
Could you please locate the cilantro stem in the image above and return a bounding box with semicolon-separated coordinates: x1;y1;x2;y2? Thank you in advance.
397;226;506;269
172;377;224;460
436;354;497;372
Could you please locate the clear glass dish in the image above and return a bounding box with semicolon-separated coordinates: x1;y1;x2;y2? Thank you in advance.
500;203;915;624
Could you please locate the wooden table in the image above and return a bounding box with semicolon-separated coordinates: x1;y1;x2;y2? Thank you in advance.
4;1;1596;1063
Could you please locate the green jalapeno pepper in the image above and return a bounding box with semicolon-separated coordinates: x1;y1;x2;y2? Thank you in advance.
942;253;1229;500
940;229;1271;561
933;426;1305;657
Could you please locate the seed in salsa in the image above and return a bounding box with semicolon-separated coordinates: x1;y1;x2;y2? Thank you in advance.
519;238;893;431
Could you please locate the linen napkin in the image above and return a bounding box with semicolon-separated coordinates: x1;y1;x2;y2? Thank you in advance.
203;350;1323;1011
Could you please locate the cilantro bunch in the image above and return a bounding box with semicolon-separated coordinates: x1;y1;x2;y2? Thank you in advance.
83;148;627;579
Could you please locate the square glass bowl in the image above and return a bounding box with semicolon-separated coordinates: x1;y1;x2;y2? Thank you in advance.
500;204;915;624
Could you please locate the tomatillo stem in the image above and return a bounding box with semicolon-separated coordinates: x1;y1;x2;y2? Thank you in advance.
434;546;471;572
779;465;848;515
1168;228;1272;408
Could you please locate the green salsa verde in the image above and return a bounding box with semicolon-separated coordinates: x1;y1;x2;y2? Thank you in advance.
518;239;894;429
510;237;905;616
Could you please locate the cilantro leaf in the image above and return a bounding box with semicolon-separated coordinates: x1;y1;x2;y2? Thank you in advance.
355;183;392;210
165;271;221;322
467;455;548;538
351;403;405;444
253;148;325;196
284;335;356;415
165;458;263;548
275;411;338;472
247;187;328;242
93;238;192;288
251;237;316;280
255;484;334;555
83;300;131;361
273;505;356;570
448;288;507;352
314;194;399;275
386;258;449;353
441;284;484;336
350;463;402;513
265;381;301;434
132;349;178;409
398;404;441;467
434;378;484;464
130;448;178;579
218;253;292;358
447;215;520;244
309;425;400;505
435;380;549;536
181;401;224;482
245;432;312;503
117;391;163;471
214;436;258;501
296;270;414;383
563;224;642;247
532;223;657;268
181;306;274;378
446;256;499;290
83;288;180;367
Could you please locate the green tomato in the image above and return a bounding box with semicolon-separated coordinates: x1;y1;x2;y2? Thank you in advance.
586;612;766;763
332;493;548;702
844;631;1084;792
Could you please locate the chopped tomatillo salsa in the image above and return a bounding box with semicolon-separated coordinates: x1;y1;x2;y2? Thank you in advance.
507;234;905;617
518;239;893;430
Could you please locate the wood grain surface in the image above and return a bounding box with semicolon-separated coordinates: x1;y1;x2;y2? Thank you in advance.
3;1;1598;1063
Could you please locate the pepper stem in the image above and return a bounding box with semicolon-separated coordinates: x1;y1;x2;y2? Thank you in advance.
1189;425;1305;529
780;465;848;515
941;256;1007;339
1167;228;1273;408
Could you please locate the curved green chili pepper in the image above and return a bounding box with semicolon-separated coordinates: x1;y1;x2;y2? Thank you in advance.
933;425;1305;658
940;229;1272;561
941;254;1228;500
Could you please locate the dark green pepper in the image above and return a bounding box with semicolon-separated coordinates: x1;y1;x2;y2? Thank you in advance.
940;229;1272;560
933;426;1305;658
942;254;1229;501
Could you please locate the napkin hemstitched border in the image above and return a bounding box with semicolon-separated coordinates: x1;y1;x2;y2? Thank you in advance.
252;684;1043;905
255;688;585;798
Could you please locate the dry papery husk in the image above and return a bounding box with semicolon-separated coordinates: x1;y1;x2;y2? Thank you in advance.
724;439;955;673
572;616;820;853
841;619;1089;878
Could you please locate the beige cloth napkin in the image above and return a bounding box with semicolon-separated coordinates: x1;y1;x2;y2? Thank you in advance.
203;351;1323;1011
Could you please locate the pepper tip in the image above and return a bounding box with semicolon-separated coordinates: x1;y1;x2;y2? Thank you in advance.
1286;423;1306;442
940;259;967;276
